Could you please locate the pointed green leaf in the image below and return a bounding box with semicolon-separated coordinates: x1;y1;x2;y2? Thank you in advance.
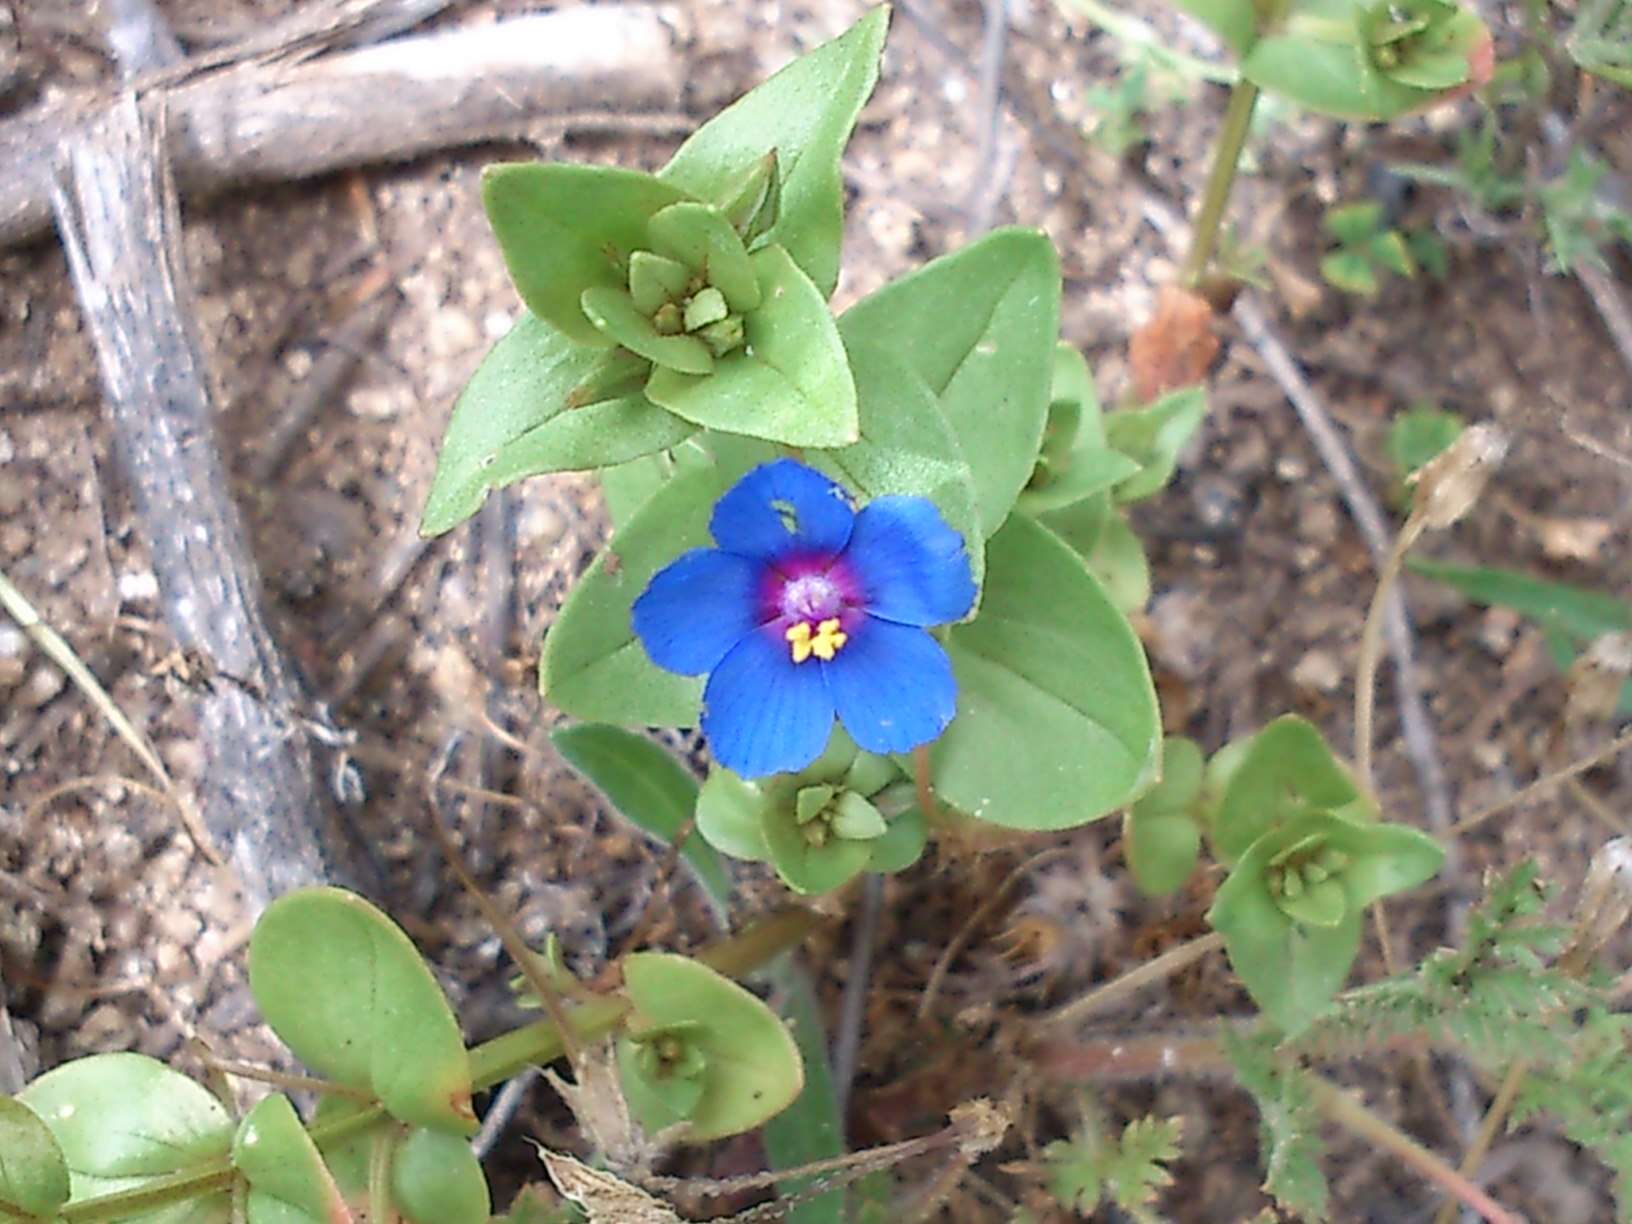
816;336;984;590
867;805;928;874
1212;715;1368;865
0;1096;69;1217
232;1094;350;1224
248;887;473;1134
660;7;889;296
1325;201;1384;246
933;513;1161;830
1321;250;1380;296
1371;230;1417;277
541;463;726;726
1105;386;1207;503
839;229;1061;535
551;724;732;917
580;286;714;374
392;1128;490;1224
1242;36;1425;120
481;164;690;345
19;1053;233;1222
420;313;693;537
1083;507;1151;615
696;767;774;863
622;953;804;1142
629;250;694;313
647;202;761;311
1407;559;1632;644
647;245;857;447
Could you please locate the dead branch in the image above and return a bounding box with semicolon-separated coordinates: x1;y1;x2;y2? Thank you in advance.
49;95;364;908
3;5;684;248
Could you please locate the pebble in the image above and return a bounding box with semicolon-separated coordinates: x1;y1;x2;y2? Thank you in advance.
1146;589;1212;679
1292;649;1343;693
118;569;159;604
21;664;63;708
0;427;12;465
0;623;25;688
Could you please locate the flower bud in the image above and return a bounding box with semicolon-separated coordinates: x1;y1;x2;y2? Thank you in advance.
1408;422;1507;529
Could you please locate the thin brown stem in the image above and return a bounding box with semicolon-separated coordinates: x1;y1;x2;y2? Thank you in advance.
1032;932;1225;1029
1307;1077;1523;1224
1355;517;1425;790
1431;1060;1530;1224
1450;725;1632;837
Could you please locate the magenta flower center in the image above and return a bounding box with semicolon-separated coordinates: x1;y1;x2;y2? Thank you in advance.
763;557;861;664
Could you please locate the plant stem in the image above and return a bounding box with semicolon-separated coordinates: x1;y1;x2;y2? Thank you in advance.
1179;79;1261;286
1306;1076;1524;1224
1032;931;1225;1029
56;907;821;1222
1430;1059;1529;1224
1354;513;1427;791
1450;725;1632;837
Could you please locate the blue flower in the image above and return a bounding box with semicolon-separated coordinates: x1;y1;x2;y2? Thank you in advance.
632;460;977;778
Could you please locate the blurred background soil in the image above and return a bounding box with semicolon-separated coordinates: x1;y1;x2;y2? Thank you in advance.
3;0;1632;1218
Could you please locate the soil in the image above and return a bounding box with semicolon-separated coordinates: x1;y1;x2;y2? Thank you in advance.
3;0;1632;1220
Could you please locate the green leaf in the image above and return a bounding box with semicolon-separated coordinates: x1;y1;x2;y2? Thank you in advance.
1387;404;1463;483
231;1094;349;1224
1209;811;1443;1033
1126;736;1206;896
1104;386;1207;503
933;513;1161;830
541;462;726;726
1407;559;1632;644
580;287;714;374
482;164;691;346
248;887;474;1134
1243;28;1451;120
420;313;694;536
551;724;732;918
1224;1030;1331;1218
659;7;889;297
647;203;761;312
1321;250;1379;296
1083;507;1151;615
867;805;928;874
646;245;858;448
696;768;774;862
1371;230;1417;277
1325;201;1384;246
19;1053;233;1222
392;1128;490;1224
839;229;1061;537
1212;715;1368;865
621;953;804;1142
761;961;847;1224
0;1096;69;1217
818;335;985;591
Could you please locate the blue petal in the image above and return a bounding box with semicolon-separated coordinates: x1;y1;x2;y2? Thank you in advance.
703;629;836;777
825;617;957;755
710;459;855;562
632;548;760;676
843;497;976;627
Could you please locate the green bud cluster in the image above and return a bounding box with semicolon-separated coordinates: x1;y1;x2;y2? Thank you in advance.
1358;0;1480;89
1266;837;1353;928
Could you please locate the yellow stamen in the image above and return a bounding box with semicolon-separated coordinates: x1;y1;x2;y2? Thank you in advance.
785;618;847;664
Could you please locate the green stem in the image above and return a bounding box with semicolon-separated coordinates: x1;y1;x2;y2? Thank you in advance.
1179;78;1262;287
57;908;821;1222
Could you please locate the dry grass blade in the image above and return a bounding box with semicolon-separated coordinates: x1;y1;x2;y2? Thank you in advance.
0;566;220;863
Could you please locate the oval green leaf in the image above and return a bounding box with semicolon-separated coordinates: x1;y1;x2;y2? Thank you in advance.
659;7;888;297
838;228;1061;537
932;513;1161;830
1212;715;1369;865
816;336;985;592
646;245;858;448
552;723;732;917
540;462;727;727
232;1094;351;1224
420;312;694;536
392;1128;490;1224
18;1052;233;1222
621;952;804;1142
481;164;691;346
0;1096;70;1217
696;768;774;863
247;887;474;1134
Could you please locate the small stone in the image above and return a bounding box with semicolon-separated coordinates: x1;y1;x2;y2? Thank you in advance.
483;309;513;339
21;665;63;708
282;348;314;380
117;569;159;604
1477;606;1521;656
347;386;398;420
1298;502;1340;547
1275;454;1309;481
1472;740;1505;771
1146;589;1211;679
428;306;480;357
1292;650;1343;693
0;624;25;687
0;427;12;465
